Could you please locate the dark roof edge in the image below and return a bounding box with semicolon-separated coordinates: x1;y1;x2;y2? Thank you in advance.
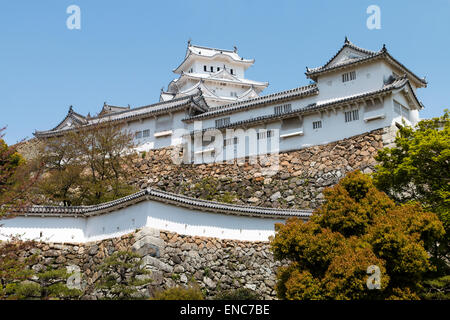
189;79;408;133
306;50;427;87
183;84;319;122
34;92;204;138
12;188;312;219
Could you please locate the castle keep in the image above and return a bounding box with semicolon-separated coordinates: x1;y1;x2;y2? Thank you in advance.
34;38;426;163
1;39;427;243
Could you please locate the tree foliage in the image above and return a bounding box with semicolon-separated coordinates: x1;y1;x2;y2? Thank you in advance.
0;239;81;300
373;110;450;290
271;171;444;300
0;128;41;218
95;251;152;299
151;285;204;300
34;122;138;206
213;288;259;300
373;111;449;245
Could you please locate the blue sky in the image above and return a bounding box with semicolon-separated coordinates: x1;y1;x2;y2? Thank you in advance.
1;0;449;144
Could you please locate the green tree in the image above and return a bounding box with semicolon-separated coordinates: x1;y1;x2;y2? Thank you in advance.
0;128;41;218
271;171;444;300
373;111;449;261
34;122;138;206
7;267;83;300
95;251;152;299
0;239;36;299
0;239;82;300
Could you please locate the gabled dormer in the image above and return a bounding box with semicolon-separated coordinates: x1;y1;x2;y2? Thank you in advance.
53;106;88;131
306;38;427;100
98;102;131;117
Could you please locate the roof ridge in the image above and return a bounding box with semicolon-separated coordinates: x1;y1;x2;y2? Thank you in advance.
215;83;317;109
92;91;201;120
14;187;312;218
189;43;236;54
307;39;379;73
192;81;412;132
191;83;318;117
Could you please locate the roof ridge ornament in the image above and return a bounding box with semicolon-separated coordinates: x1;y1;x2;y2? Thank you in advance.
381;43;387;52
233;45;238;53
344;36;350;44
69;105;73;113
187;39;191;47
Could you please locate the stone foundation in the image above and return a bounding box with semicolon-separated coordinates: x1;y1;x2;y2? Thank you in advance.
133;129;386;209
9;227;280;300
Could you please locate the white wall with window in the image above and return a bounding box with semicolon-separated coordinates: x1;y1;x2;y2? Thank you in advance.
126;110;188;152
390;93;419;126
316;60;394;101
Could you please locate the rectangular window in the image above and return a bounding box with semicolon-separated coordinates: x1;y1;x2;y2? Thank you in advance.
345;110;359;122
230;69;234;75
202;135;215;147
135;131;142;139
274;104;292;115
394;100;410;121
156;115;173;131
281;117;302;130
223;137;238;147
342;71;356;82
210;66;214;72
142;129;150;138
257;130;274;140
204;65;207;72
217;67;220;71
215;117;231;128
313;120;322;129
345;111;351;122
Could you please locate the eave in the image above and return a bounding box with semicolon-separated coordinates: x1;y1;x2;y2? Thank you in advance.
306;50;427;88
173;51;254;74
183;84;319;122
13;188;312;220
34;92;208;138
189;78;410;133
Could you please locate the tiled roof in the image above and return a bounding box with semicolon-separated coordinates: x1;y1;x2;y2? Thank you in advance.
180;70;268;88
13;188;312;219
99;103;131;116
49;106;88;131
308;37;379;73
34;92;208;138
189;76;414;133
173;43;254;73
183;84;319;122
306;39;427;87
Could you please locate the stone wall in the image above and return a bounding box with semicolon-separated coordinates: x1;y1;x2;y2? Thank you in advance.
133;129;387;209
10;227;280;300
8;128;397;299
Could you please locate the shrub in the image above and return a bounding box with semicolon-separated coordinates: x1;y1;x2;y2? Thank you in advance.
214;288;260;300
151;285;204;300
271;170;444;300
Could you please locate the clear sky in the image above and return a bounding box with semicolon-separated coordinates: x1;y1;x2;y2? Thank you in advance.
1;0;449;144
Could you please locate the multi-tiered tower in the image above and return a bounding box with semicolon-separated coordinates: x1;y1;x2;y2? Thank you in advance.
160;41;269;107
